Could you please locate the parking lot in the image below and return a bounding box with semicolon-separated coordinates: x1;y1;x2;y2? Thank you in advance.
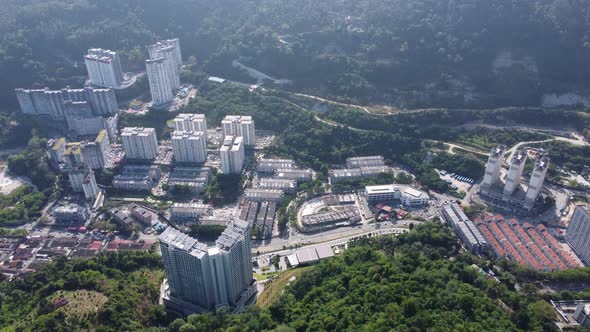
438;169;474;193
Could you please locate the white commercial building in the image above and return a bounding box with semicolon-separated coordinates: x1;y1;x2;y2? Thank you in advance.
365;184;429;206
275;168;313;183
220;136;245;174
256;158;294;173
84;48;123;88
173;113;207;138
565;205;590;264
255;178;297;194
146;57;175;106
346;156;385;169
121;127;158;160
172;131;207;163
170;202;213;222
221;115;255;146
244;189;284;202
159;221;255;314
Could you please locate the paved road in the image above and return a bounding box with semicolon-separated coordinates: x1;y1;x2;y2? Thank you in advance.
252;220;418;254
255;224;410;259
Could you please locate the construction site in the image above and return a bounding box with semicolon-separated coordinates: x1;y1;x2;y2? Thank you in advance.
479;144;551;215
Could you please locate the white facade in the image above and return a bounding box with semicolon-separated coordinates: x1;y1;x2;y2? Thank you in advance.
149;39;181;90
158;220;253;313
365;184;429;206
15;87;118;120
173;113;207;139
170;202;213;222
256;158;294;173
80;130;110;169
146;58;174;106
481;145;506;193
565;205;590;264
503;150;527;198
82;170;99;200
220;136;245;174
121;127;158;160
68;165;98;200
172;131;207;163
255;178;297;194
221;115;255;146
346;156;385;168
84;48;123;88
524;157;550;208
244;189;285;202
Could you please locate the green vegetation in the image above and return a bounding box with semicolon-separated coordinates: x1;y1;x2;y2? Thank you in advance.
444;128;550;150
7;133;56;191
0;113;42;150
0;132;59;226
119;108;176;139
0;228;28;238
0;185;47;226
530;141;590;174
2;221;577;331
203;171;243;206
3;1;590;109
0;251;165;331
189;224;226;242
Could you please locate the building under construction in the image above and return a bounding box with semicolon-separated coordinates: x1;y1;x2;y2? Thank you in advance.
480;144;550;213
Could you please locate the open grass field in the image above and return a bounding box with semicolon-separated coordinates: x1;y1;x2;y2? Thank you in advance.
49;290;108;321
256;266;313;308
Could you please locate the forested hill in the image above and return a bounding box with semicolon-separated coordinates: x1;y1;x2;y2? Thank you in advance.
1;0;590;109
0;222;563;331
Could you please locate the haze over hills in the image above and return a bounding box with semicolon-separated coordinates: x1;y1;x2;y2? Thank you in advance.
0;0;590;108
1;1;590;331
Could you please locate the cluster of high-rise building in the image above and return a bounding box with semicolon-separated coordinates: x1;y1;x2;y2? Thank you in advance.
47;131;109;201
159;222;255;314
48;130;111;170
15;86;119;137
480;145;550;211
221;115;255;147
84;48;124;88
146;39;182;106
173;113;207;137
